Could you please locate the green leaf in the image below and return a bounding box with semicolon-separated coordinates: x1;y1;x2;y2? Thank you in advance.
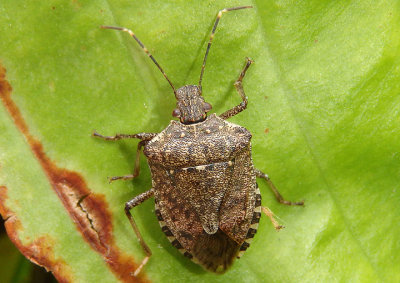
0;0;399;282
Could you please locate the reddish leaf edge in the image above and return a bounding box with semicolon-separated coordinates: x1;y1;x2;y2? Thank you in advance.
0;186;73;283
0;65;148;283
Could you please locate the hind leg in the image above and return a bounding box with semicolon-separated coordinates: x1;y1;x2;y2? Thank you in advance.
125;188;154;276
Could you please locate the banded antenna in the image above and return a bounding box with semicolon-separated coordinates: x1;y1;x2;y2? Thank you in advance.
198;6;253;89
101;25;177;95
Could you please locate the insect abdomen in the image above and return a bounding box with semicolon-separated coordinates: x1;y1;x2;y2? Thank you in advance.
155;198;241;272
153;183;262;272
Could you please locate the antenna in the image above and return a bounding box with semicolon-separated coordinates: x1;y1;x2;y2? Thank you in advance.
101;25;177;95
198;6;252;88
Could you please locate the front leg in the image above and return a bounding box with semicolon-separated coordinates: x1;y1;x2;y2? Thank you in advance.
93;131;157;182
219;57;253;120
93;131;157;141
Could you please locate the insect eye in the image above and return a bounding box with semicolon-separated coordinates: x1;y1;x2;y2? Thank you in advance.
172;108;181;117
203;102;212;112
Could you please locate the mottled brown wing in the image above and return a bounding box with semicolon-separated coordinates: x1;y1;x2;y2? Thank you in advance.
151;161;241;272
219;145;257;244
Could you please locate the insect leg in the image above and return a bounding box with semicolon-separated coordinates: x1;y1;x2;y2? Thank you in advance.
93;132;157;141
108;140;147;183
261;206;284;231
255;168;304;206
219;58;253;120
93;132;157;182
125;188;154;276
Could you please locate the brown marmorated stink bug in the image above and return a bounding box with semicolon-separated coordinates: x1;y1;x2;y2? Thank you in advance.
94;6;304;276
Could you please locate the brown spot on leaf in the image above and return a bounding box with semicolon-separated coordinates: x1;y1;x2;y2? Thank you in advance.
0;66;148;282
0;186;73;283
264;128;269;134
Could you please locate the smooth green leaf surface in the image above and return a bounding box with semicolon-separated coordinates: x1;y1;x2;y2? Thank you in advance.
0;0;399;282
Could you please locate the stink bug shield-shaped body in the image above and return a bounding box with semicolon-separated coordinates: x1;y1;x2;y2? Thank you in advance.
94;6;304;276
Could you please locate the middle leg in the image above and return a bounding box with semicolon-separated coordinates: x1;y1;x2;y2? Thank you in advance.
109;140;147;183
93;131;157;182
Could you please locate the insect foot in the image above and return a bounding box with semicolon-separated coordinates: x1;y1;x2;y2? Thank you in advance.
94;5;304;276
